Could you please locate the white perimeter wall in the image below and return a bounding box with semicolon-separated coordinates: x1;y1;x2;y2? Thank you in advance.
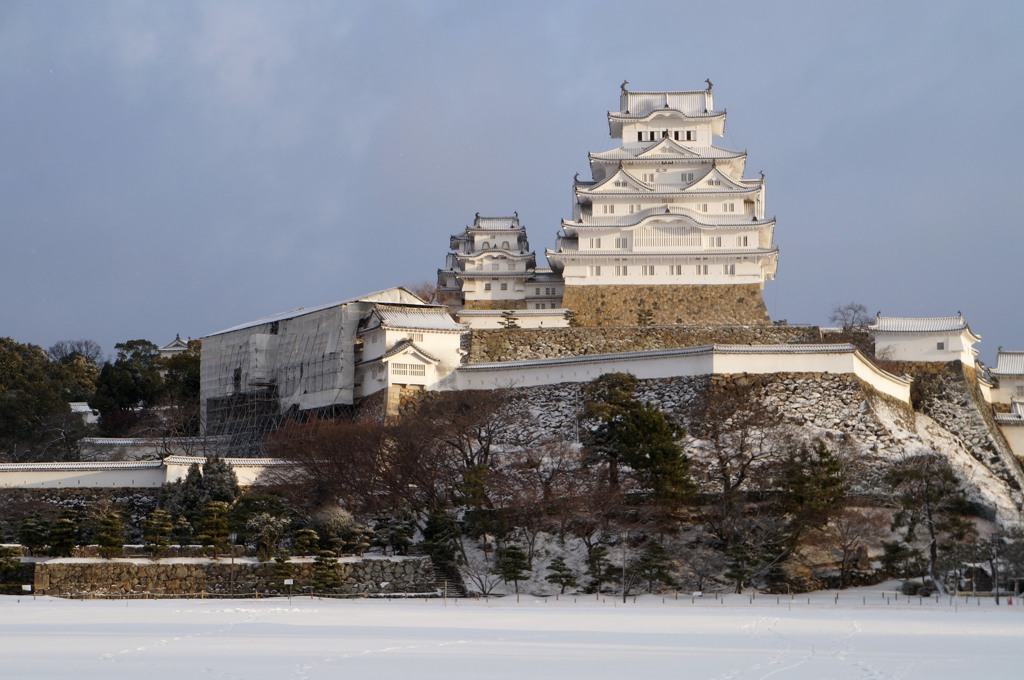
440;344;911;403
0;457;288;490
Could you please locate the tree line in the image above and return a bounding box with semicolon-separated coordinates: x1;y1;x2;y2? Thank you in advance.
0;336;200;461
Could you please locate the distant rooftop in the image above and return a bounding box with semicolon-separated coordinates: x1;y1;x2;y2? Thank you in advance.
870;314;974;335
992;350;1024;376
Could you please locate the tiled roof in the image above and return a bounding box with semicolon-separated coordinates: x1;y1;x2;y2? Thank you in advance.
381;339;441;363
471;215;520;230
562;209;776;229
0;460;163;472
992;351;1024;376
375;304;465;332
206;288;423;337
462;343;858;372
870;314;969;333
591;145;743;161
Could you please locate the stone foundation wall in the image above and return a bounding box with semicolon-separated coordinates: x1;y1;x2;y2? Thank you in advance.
467;325;822;363
33;555;437;597
497;373;902;457
561;284;770;327
908;363;1024;491
462;299;527;311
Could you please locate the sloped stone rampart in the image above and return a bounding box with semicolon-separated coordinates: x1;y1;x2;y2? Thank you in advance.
467;325;822;363
32;556;436;597
561;284;770;327
498;373;902;455
910;363;1024;491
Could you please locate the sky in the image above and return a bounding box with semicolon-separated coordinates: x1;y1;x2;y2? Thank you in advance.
2;0;1022;364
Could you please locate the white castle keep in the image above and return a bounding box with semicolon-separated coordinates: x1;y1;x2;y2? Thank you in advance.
439;82;778;328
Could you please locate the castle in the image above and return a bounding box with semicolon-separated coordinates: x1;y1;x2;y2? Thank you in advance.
438;82;776;328
3;83;1021;492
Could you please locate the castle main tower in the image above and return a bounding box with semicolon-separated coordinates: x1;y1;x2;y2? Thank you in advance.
546;82;778;326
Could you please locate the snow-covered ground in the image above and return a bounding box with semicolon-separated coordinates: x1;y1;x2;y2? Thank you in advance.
2;584;1022;679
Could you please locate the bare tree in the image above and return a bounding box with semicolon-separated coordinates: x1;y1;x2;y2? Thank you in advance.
405;281;439;304
829;302;871;332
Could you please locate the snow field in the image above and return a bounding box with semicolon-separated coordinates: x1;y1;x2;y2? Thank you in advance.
2;586;1022;680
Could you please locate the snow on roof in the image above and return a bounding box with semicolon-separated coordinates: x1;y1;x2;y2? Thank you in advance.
992;350;1024;376
205;287;424;337
462;343;862;372
375;304;465;332
471;215;521;230
381;339;441;363
870;314;974;335
591;144;743;161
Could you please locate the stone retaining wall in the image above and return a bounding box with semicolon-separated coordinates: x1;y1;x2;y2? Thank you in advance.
497;372;904;456
561;283;770;326
467;325;822;363
33;555;436;597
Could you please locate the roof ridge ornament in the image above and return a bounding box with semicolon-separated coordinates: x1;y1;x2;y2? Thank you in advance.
621;80;629;95
705;78;713;92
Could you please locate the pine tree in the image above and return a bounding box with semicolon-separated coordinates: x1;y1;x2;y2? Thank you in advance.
202;456;240;503
631;540;676;593
196;501;231;554
95;511;125;559
172;514;194;545
48;512;80;557
143;509;174;557
545;556;577;594
19;516;49;556
585;544;613;593
312;550;342;591
292;528;320;557
495;544;531;595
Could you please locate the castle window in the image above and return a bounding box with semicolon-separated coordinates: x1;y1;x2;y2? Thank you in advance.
588;265;601;276
707;179;721;186
686;130;694;141
937;342;945;350
1016;385;1024;397
502;241;510;249
484;283;491;291
698;203;709;212
602;204;616;214
670;265;683;275
500;283;508;291
681;172;694;182
723;264;735;275
673;131;680;141
615;265;628;276
615;237;628;249
589;237;602;249
736;235;749;247
638;132;643;142
709;236;722;247
614;180;627;187
507;262;516;271
491;263;500;271
482;242;490;248
535;287;541;295
695;264;708;275
642;265;655;275
409;333;424;342
723;202;736;213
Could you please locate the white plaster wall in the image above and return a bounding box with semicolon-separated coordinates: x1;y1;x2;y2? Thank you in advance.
0;467;167;489
991;377;1024;405
874;332;975;365
997;423;1024;457
441;346;910;404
